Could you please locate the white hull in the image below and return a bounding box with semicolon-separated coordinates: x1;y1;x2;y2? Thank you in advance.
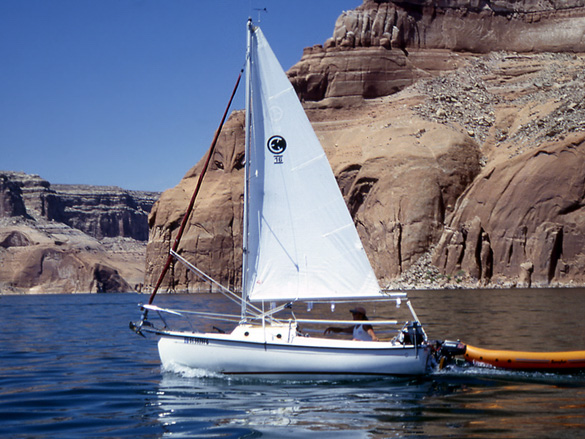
157;324;431;377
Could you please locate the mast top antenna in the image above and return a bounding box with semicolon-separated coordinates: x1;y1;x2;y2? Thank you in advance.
253;7;267;23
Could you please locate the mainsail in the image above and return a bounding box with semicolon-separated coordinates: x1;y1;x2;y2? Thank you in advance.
243;25;381;302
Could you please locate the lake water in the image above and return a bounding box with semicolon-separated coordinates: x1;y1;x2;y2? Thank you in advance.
1;289;584;438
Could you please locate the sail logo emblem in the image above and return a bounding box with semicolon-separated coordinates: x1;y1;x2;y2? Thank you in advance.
267;135;287;154
267;136;286;164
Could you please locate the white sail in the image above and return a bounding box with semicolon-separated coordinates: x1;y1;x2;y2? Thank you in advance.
243;26;381;302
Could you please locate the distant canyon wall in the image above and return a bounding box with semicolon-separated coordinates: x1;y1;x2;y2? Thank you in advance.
3;172;155;241
0;171;159;293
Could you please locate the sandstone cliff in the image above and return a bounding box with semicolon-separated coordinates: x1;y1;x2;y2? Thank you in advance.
289;0;585;105
146;0;585;292
0;171;159;293
433;134;585;287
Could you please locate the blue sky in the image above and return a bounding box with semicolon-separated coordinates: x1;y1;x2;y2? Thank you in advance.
1;0;360;192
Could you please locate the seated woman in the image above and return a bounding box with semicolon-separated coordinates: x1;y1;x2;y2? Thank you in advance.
324;306;378;341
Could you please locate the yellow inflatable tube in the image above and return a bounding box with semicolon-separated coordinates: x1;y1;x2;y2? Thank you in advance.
464;344;585;371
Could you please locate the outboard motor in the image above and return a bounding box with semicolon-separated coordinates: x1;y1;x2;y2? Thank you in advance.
439;340;467;358
434;340;467;369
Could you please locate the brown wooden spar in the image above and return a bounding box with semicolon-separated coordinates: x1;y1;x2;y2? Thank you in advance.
147;70;243;306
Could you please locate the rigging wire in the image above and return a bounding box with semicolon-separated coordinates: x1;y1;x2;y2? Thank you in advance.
146;69;244;307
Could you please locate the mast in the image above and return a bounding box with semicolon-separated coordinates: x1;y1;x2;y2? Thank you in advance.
241;18;253;321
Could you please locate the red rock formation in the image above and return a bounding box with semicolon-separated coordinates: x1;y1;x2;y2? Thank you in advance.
145;97;481;291
290;0;585;103
146;112;246;292
0;218;141;294
332;0;585;53
433;133;585;286
0;174;28;217
0;171;158;293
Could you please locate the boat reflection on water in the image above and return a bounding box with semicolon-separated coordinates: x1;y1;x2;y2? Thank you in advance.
156;371;426;438
155;362;585;438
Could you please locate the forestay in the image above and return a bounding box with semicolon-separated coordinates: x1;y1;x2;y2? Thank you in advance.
243;26;381;302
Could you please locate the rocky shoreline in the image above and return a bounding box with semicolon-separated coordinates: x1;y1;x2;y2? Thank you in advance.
385;248;583;291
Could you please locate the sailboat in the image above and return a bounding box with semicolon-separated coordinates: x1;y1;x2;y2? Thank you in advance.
132;20;431;377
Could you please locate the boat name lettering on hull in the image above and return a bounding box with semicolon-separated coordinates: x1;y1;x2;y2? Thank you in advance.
184;337;209;345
